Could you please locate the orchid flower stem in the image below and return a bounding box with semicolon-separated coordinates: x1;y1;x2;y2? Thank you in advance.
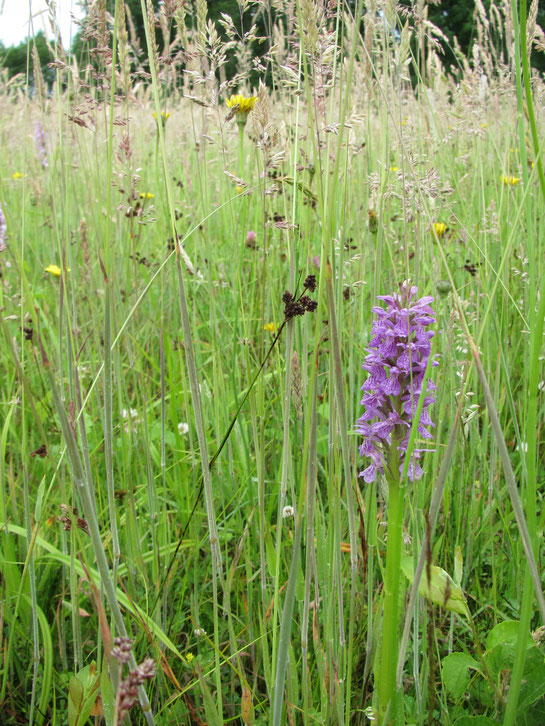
377;447;403;723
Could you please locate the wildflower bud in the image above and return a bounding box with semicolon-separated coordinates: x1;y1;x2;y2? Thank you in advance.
34;123;48;169
284;300;305;320
117;658;156;723
112;637;133;665
0;202;7;252
246;230;256;248
303;274;317;292
436;280;452;297
431;222;447;241
300;295;317;312
57;505;90;535
368;209;378;234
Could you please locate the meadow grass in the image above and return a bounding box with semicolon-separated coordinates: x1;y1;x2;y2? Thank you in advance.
1;0;545;723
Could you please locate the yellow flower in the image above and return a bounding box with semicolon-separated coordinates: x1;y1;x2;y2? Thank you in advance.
140;192;155;199
152;111;170;120
225;94;257;116
480;122;488;129
389;166;399;172
263;322;277;333
431;222;447;239
501;175;521;186
186;652;194;663
12;172;23;180
236;185;243;195
45;264;70;276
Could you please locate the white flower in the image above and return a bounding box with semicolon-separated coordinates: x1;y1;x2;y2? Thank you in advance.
282;505;295;518
193;627;207;637
178;422;189;435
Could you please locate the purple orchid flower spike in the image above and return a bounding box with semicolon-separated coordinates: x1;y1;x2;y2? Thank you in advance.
356;281;438;483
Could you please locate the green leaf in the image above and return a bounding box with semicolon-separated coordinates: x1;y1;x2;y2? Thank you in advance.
197;666;221;726
401;557;470;617
519;646;545;712
34;476;46;521
68;677;84;718
452;718;498;726
454;546;463;586
485;620;533;652
100;665;115;726
441;652;480;700
68;664;101;726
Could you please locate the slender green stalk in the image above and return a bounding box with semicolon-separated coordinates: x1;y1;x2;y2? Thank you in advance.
377;439;403;722
503;0;545;722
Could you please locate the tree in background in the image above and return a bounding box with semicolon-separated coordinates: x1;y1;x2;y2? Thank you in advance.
0;31;55;86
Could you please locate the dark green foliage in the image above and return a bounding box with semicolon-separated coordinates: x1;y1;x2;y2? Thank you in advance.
0;31;55;85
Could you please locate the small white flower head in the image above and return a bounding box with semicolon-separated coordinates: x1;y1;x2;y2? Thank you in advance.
178;422;189;435
122;407;141;433
517;441;528;453
363;706;376;721
193;627;207;638
282;505;295;519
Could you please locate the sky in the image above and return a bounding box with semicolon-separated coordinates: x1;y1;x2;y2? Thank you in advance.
0;0;85;47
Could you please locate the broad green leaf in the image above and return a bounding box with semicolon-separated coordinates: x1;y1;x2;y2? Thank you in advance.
519;646;545;712
441;652;480;700
485;619;533;652
68;664;100;726
401;557;470;618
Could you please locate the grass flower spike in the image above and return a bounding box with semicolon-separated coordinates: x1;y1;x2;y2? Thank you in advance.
356;282;437;484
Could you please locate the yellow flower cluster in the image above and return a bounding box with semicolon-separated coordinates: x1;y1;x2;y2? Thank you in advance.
431;222;447;239
263;322;277;333
225;94;257;116
45;264;70;276
140;192;155;199
501;175;521;186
